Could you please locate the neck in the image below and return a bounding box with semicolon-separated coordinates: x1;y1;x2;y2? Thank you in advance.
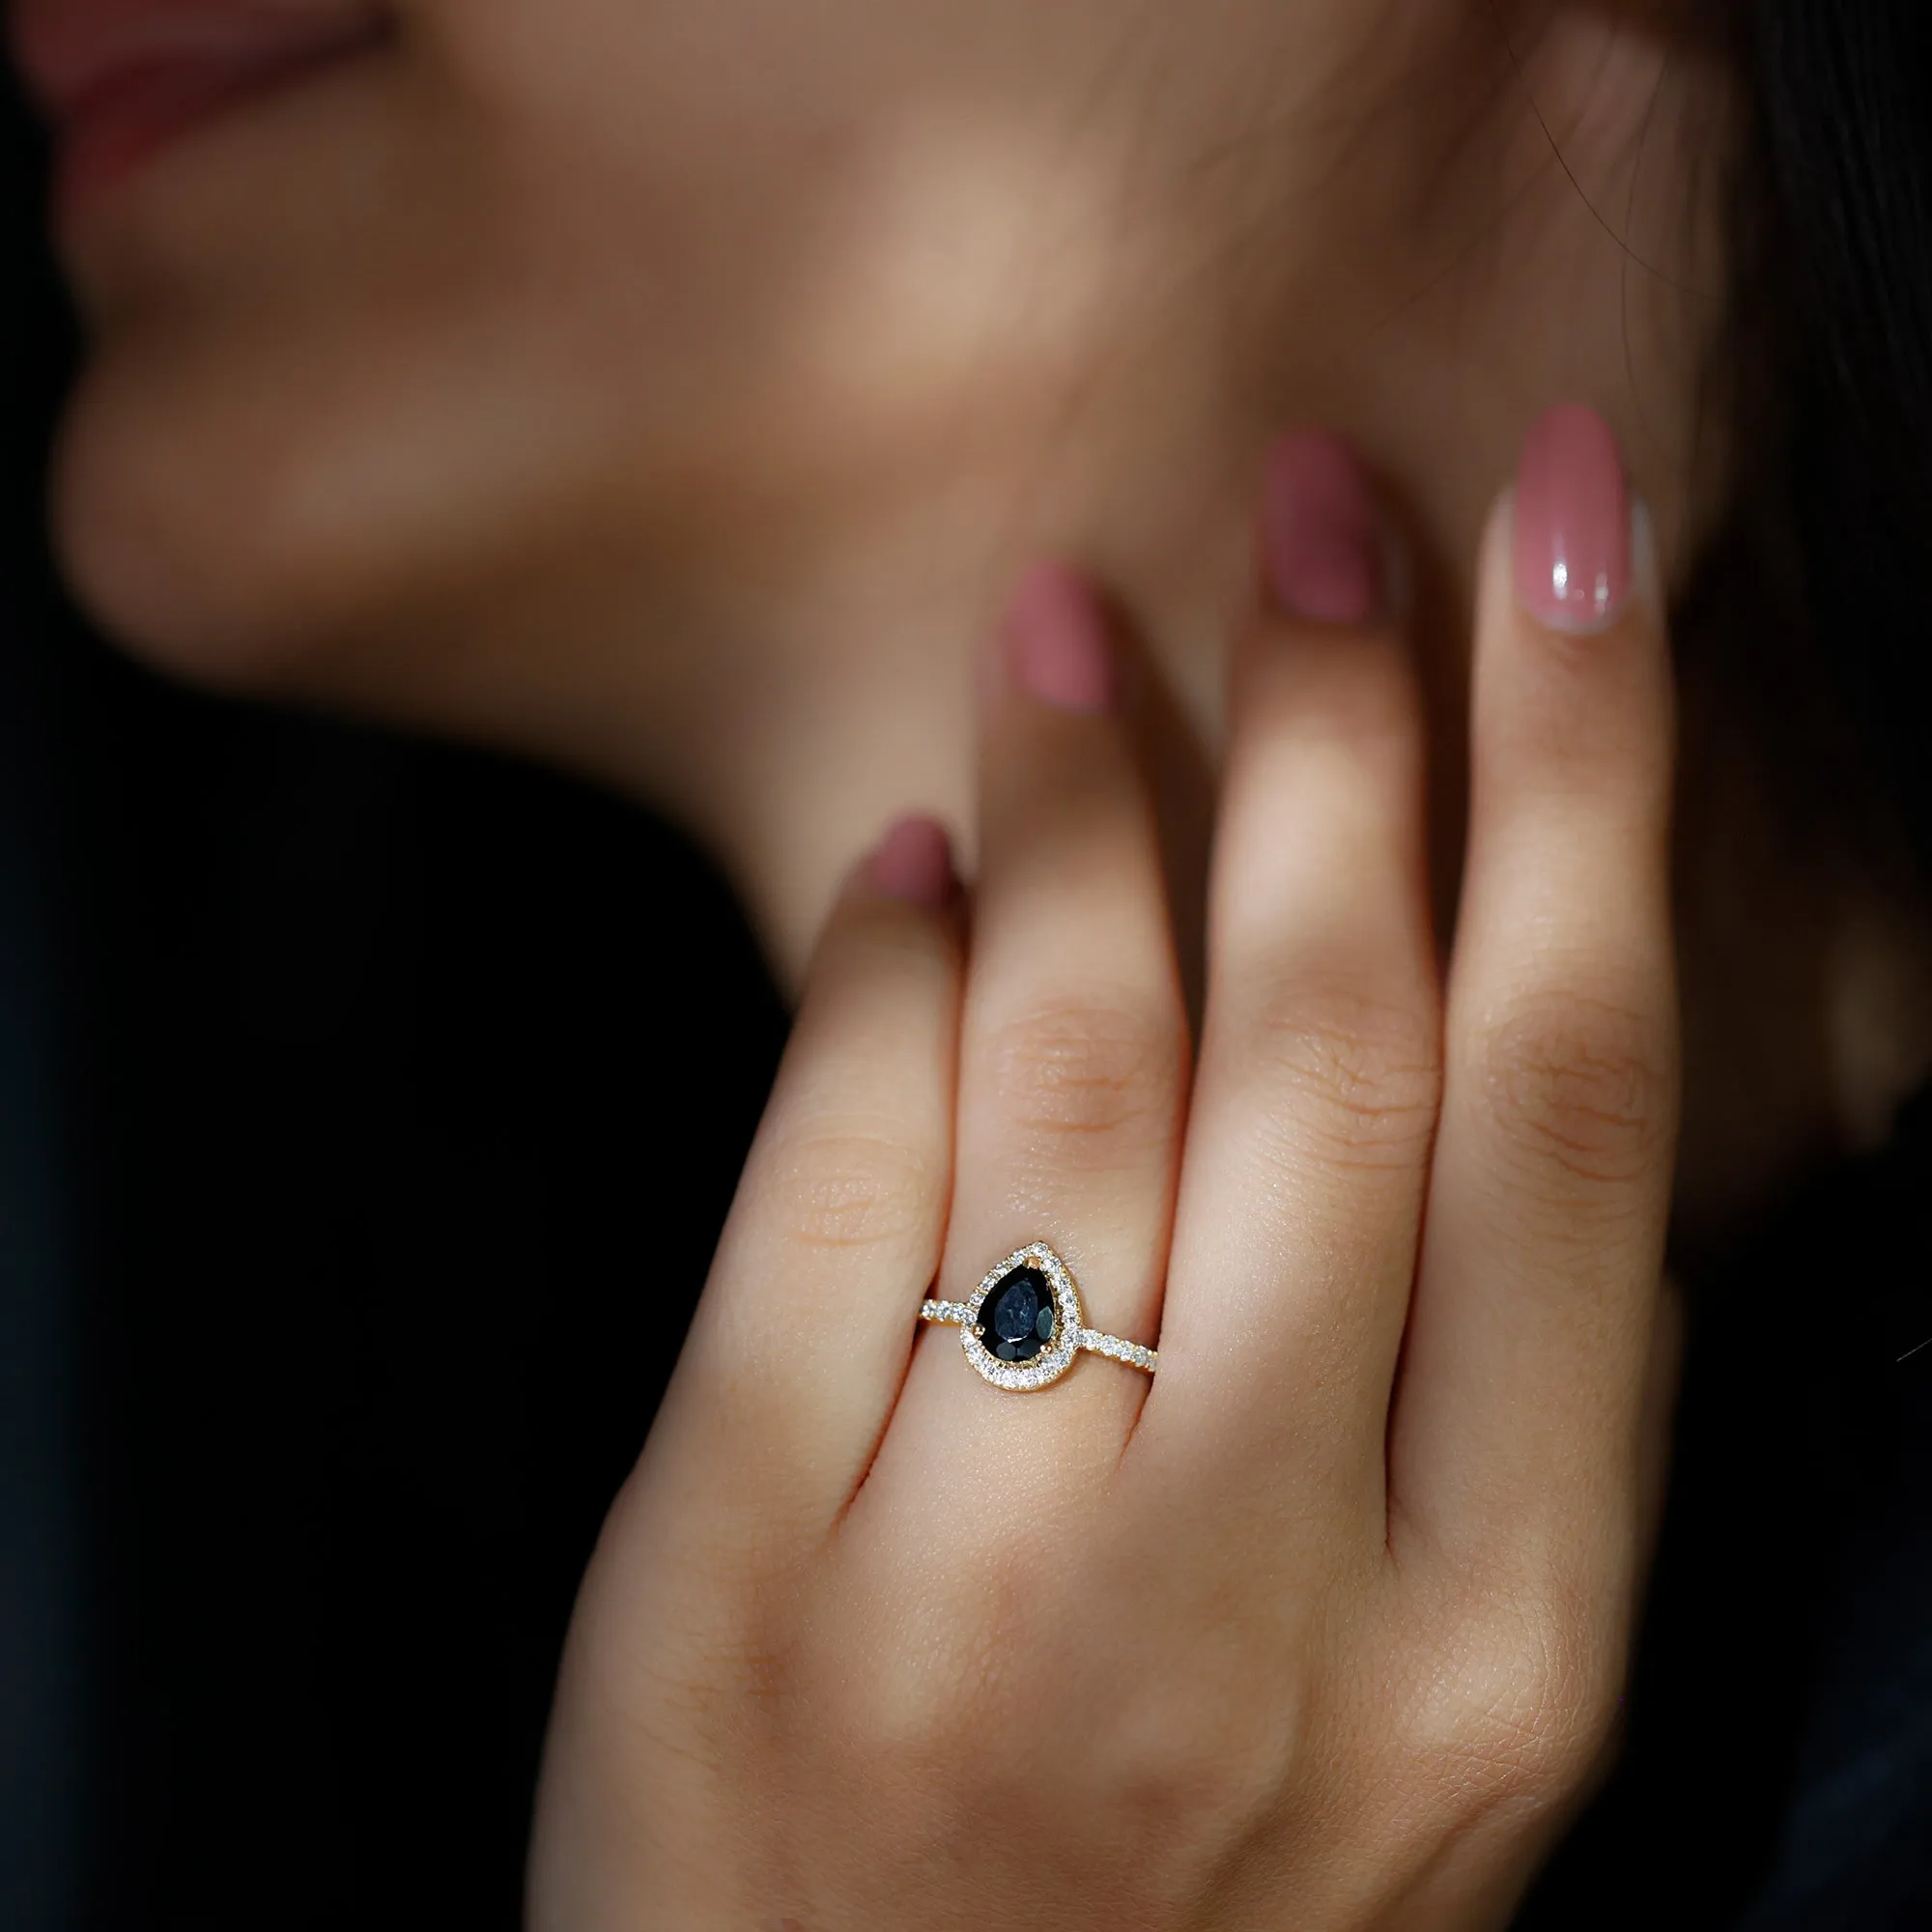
433;6;1932;1242
670;432;1255;980
631;14;1748;981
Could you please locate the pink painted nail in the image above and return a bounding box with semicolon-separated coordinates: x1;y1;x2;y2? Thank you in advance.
865;814;955;908
1261;430;1383;624
1513;404;1632;633
1002;563;1115;713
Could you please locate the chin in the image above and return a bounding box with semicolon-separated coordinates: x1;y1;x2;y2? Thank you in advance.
53;336;405;698
48;280;751;784
42;85;403;684
48;258;622;725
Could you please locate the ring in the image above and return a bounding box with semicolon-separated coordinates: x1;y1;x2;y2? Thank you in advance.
921;1242;1158;1392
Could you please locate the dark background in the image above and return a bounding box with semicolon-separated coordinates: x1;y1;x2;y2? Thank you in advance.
1;84;784;1927
8;56;1932;1932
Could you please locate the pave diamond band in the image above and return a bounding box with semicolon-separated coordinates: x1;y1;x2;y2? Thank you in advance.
921;1242;1157;1392
1073;1328;1158;1372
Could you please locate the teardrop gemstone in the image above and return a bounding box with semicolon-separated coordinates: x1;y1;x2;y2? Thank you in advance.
981;1264;1058;1362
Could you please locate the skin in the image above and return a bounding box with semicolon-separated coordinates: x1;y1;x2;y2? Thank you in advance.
48;0;1932;1233
53;0;1714;941
526;500;1685;1927
25;0;1932;1919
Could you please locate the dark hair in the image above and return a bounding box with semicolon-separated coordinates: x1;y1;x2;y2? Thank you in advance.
1735;0;1932;865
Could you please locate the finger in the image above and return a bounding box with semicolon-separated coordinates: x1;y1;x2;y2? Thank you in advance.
639;815;963;1555
1151;432;1439;1498
1391;405;1679;1559
886;564;1187;1468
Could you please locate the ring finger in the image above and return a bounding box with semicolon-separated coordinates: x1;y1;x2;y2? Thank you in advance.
881;564;1189;1488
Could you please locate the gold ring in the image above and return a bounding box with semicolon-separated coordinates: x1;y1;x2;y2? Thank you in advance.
920;1242;1157;1392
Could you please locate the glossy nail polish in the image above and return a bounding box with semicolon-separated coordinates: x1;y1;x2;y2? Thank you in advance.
1002;563;1115;713
867;814;955;907
1261;430;1383;624
1513;404;1632;633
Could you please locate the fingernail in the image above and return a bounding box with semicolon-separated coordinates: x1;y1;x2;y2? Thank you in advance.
865;814;956;908
1513;404;1632;633
1001;563;1115;713
1261;430;1383;624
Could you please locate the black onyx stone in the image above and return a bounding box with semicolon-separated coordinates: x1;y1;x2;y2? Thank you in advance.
981;1265;1058;1362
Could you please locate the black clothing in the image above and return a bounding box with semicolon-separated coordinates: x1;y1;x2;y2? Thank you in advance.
1522;1095;1932;1928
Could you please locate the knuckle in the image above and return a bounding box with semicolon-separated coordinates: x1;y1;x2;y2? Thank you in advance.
1476;990;1672;1191
987;997;1182;1163
1239;978;1440;1169
1411;1580;1627;1816
761;1122;940;1256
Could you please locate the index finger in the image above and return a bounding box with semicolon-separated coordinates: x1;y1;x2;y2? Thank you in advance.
1389;407;1680;1561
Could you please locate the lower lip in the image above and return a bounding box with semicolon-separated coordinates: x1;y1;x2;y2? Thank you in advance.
49;22;387;224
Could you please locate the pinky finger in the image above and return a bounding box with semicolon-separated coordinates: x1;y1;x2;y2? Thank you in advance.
639;816;964;1559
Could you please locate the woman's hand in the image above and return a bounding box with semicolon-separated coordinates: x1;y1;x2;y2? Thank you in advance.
528;406;1678;1931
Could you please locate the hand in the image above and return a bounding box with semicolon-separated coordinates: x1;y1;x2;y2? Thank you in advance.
528;407;1680;1930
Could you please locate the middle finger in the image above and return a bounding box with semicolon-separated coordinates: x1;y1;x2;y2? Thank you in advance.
1152;433;1439;1503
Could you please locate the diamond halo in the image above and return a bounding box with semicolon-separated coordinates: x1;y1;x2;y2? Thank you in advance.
919;1241;1158;1392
